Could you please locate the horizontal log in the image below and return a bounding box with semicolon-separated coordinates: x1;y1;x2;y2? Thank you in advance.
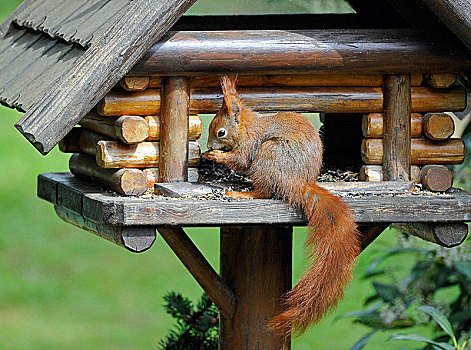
69;153;148;196
96;140;201;168
120;76;151;91
55;205;156;253
362;113;423;138
420;165;453;192
98;86;466;116
426;73;457;89
59;128;107;156
147;74;424;88
80;112;149;144
362;138;465;165
38;173;471;225
144;168;199;189
423;113;455;141
146;114;202;141
129;30;471;75
392;222;468;248
359;165;420;182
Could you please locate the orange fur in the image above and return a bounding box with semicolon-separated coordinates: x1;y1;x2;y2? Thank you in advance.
205;75;361;338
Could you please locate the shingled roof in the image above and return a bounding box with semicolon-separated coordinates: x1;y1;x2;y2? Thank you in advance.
0;0;471;154
0;0;196;154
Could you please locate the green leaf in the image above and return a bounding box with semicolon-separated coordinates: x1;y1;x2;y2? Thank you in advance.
354;313;388;329
349;330;377;350
388;333;455;350
417;306;455;340
455;262;471;280
372;282;401;303
340;301;383;319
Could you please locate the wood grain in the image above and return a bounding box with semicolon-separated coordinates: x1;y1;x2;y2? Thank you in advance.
420;165;454;192
15;0;198;155
147;73;424;88
69;153;148;196
423;113;455;141
96;140;200;168
414;0;471;51
146;114;201;141
382;75;412;181
130;29;471;75
143;168;199;189
392;222;468;248
220;226;292;349
362;113;423;138
119;76;150;91
98;86;466;116
38;173;471;225
80;112;149;144
359;165;420;182
158;228;236;320
55;205;155;253
426;73;457;88
362;138;465;165
159;77;190;182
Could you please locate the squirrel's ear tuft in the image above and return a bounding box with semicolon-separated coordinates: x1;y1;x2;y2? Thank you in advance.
220;75;239;103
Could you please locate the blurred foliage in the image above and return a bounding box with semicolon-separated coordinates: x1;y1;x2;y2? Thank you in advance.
344;234;471;350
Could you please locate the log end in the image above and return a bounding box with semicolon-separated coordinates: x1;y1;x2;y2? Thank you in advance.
426;73;457;89
120;169;149;196
420;165;453;192
433;223;468;248
423;113;455;141
120;76;150;91
120;116;149;144
121;226;156;253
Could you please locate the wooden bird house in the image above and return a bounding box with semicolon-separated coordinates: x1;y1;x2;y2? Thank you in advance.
1;0;471;348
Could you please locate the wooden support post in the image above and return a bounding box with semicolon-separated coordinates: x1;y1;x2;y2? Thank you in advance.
158;228;236;320
220;226;292;350
159;76;190;182
383;74;412;181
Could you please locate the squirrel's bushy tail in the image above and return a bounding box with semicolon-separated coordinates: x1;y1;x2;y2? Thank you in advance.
270;184;360;337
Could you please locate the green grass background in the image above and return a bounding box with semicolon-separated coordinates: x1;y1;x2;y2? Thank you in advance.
0;1;437;348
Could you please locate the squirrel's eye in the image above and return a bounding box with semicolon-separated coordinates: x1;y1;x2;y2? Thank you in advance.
217;128;227;138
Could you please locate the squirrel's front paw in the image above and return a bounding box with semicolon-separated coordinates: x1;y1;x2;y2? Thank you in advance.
204;150;225;162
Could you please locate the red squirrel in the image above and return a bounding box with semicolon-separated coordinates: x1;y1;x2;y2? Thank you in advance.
204;75;360;337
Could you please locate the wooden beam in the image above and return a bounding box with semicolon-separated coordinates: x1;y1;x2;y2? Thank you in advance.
360;165;420;182
80;112;149;144
38;173;471;226
362;113;423;138
55;205;155;253
362;138;465;165
414;0;471;51
130;29;471;76
0;0;36;38
158;228;236;320
15;0;197;155
148;74;424;88
220;226;292;349
382;75;412;181
159;77;190;182
392;222;468;247
69;153;148;196
98;86;466;116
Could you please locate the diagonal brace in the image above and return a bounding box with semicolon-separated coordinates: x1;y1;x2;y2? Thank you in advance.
158;228;236;319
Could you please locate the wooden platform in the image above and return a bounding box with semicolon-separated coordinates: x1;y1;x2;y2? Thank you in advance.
39;173;471;226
